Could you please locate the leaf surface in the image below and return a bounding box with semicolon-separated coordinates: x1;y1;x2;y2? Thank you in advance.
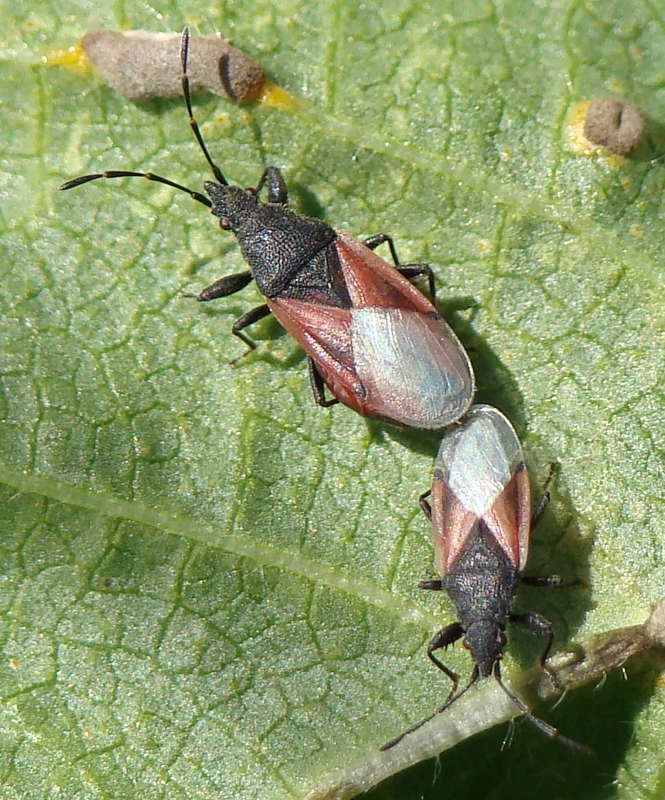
2;1;665;798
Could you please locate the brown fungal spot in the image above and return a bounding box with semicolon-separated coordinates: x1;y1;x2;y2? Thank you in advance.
583;96;647;156
81;29;265;103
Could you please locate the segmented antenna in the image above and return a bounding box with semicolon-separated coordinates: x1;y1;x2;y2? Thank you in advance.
61;27;230;202
180;27;228;186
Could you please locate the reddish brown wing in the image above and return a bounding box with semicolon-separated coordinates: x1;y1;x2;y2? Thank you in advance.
334;230;438;313
481;465;531;571
268;297;368;413
430;464;531;575
430;477;479;575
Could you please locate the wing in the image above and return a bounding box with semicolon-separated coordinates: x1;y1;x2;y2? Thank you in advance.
430;474;480;575
432;405;532;572
481;463;531;571
268;298;367;411
334;230;441;313
269;231;475;428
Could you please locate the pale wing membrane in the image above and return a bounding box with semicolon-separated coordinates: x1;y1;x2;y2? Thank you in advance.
351;309;473;428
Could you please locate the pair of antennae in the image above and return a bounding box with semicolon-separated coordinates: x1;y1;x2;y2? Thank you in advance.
60;28;226;203
381;661;592;755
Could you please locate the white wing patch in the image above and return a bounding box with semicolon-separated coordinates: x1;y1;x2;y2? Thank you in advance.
351;308;472;428
436;406;523;516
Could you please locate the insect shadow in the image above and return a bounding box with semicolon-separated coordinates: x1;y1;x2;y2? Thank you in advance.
287;182;328;221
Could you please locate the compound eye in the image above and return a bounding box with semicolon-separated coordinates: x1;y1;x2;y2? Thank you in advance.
498;632;507;648
219;218;232;231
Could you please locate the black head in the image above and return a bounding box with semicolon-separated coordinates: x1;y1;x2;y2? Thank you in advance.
204;181;259;231
464;619;506;678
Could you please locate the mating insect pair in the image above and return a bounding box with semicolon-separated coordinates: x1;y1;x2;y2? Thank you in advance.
61;30;579;752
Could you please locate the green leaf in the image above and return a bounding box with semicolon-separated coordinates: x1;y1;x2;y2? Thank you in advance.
2;1;665;799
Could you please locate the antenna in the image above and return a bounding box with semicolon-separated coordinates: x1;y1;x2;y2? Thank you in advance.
180;27;228;186
380;667;479;751
61;28;229;204
381;661;592;754
492;662;592;755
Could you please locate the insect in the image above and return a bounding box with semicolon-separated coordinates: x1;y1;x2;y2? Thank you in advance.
60;29;475;429
383;404;585;750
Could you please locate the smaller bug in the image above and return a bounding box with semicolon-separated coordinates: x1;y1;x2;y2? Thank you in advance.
61;29;475;429
383;405;585;751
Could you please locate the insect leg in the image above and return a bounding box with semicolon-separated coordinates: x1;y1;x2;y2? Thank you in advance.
379;629;471;752
531;492;551;530
397;264;437;300
363;233;401;263
520;574;567;588
510;611;554;667
531;462;560;528
254;167;288;204
426;622;464;692
308;359;339;407
363;233;436;299
231;304;272;350
417;492;441;589
187;271;254;302
419;489;432;520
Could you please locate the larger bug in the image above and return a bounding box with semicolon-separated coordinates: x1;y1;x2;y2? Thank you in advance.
60;29;475;429
383;405;586;751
